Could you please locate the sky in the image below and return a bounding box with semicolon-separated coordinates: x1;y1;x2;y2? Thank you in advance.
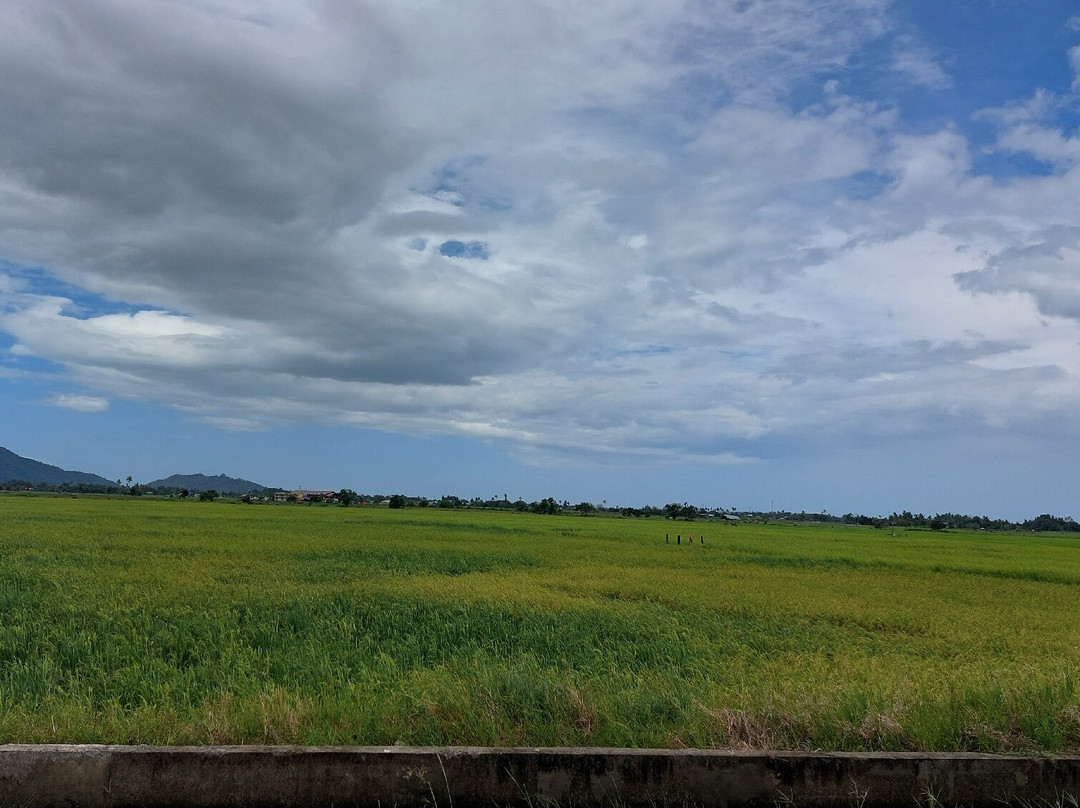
1;1;1080;519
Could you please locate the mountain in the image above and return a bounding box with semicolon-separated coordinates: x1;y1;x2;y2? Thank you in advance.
146;473;266;493
0;446;115;487
0;447;268;493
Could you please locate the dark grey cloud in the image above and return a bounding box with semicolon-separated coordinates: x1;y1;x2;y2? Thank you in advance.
0;4;403;225
955;227;1080;320
0;2;554;385
772;340;1029;383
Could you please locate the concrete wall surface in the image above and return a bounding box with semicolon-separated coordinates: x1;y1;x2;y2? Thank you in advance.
1;745;1079;808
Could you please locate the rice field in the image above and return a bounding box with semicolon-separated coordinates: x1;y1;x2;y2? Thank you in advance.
1;495;1079;752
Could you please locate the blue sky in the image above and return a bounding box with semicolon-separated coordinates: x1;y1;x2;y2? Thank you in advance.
2;1;1080;519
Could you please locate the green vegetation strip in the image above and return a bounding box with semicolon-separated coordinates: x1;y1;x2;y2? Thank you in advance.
1;497;1079;751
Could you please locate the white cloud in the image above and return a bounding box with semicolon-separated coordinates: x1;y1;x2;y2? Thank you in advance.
200;415;267;432
890;34;951;90
1;0;1080;471
996;125;1080;170
47;394;109;413
975;88;1060;128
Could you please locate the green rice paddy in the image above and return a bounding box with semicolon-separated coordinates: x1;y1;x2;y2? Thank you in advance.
1;496;1079;751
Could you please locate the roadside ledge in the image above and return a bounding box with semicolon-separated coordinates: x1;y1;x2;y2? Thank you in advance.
2;745;1080;808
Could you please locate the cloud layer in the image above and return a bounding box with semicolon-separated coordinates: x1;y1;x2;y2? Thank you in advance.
2;0;1080;468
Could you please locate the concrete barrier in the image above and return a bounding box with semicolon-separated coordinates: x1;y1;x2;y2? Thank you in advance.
1;745;1079;808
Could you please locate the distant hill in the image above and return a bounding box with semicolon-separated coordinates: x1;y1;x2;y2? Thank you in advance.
146;473;266;493
0;446;115;487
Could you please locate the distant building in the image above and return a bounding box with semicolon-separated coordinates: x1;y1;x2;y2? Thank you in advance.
274;490;337;502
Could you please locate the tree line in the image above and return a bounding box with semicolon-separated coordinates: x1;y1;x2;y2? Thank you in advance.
2;479;1076;533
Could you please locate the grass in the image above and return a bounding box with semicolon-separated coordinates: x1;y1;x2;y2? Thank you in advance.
1;496;1079;750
